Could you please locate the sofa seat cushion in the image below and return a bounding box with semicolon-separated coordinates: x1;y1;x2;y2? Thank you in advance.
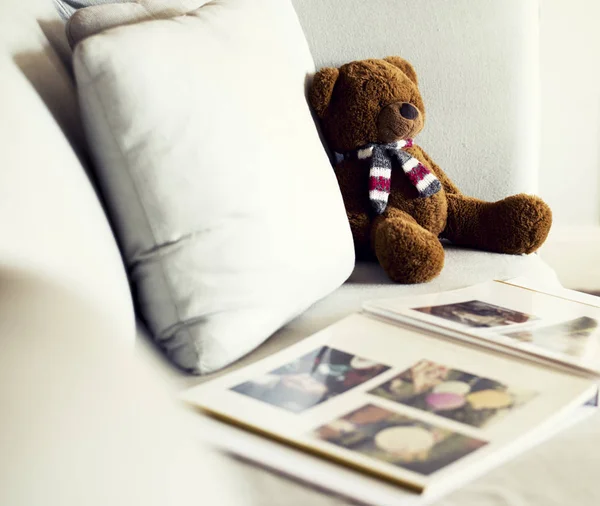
148;247;558;389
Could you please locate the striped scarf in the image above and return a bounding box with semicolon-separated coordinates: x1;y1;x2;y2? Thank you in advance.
335;139;442;215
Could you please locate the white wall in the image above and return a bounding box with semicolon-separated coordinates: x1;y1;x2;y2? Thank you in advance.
539;0;600;227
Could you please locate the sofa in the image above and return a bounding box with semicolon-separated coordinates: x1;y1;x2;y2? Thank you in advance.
2;0;599;505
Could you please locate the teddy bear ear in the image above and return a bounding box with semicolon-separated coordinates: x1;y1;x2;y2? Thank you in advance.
384;56;418;85
309;67;339;117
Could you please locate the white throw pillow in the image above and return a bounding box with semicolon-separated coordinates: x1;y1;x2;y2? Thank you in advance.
73;0;354;374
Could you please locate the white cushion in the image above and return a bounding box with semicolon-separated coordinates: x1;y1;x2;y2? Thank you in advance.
73;0;354;374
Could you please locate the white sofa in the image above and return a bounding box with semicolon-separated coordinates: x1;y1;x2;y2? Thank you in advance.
2;0;598;505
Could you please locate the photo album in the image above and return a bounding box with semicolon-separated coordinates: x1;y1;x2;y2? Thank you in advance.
181;279;600;499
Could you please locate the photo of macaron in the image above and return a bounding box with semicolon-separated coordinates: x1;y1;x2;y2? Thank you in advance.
369;359;536;428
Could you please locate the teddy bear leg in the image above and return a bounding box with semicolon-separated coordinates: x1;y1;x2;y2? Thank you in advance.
443;193;552;254
371;208;445;283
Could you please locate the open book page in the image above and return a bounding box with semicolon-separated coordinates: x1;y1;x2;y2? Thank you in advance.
364;281;600;376
181;313;595;493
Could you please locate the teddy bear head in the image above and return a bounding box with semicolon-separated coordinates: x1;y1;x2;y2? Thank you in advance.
309;56;425;153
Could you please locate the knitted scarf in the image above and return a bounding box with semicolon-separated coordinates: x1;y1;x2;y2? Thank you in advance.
335;139;442;215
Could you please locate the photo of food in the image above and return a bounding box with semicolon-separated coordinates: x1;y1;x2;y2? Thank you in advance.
315;404;487;476
413;300;538;328
369;359;536;428
503;316;600;359
231;347;390;413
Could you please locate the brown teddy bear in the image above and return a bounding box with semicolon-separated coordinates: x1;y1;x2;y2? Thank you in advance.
309;56;552;284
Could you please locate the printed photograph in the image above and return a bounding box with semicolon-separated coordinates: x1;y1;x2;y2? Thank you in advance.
315;404;487;476
231;347;390;413
369;359;536;428
503;316;600;359
413;300;538;328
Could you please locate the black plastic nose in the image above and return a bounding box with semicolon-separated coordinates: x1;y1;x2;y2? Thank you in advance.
400;103;418;120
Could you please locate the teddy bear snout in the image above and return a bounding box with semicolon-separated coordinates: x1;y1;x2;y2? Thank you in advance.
377;101;423;143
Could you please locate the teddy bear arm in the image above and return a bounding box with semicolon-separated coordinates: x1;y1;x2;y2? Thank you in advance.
409;145;462;195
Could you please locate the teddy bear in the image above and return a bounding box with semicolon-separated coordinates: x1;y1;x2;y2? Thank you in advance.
309;56;552;284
